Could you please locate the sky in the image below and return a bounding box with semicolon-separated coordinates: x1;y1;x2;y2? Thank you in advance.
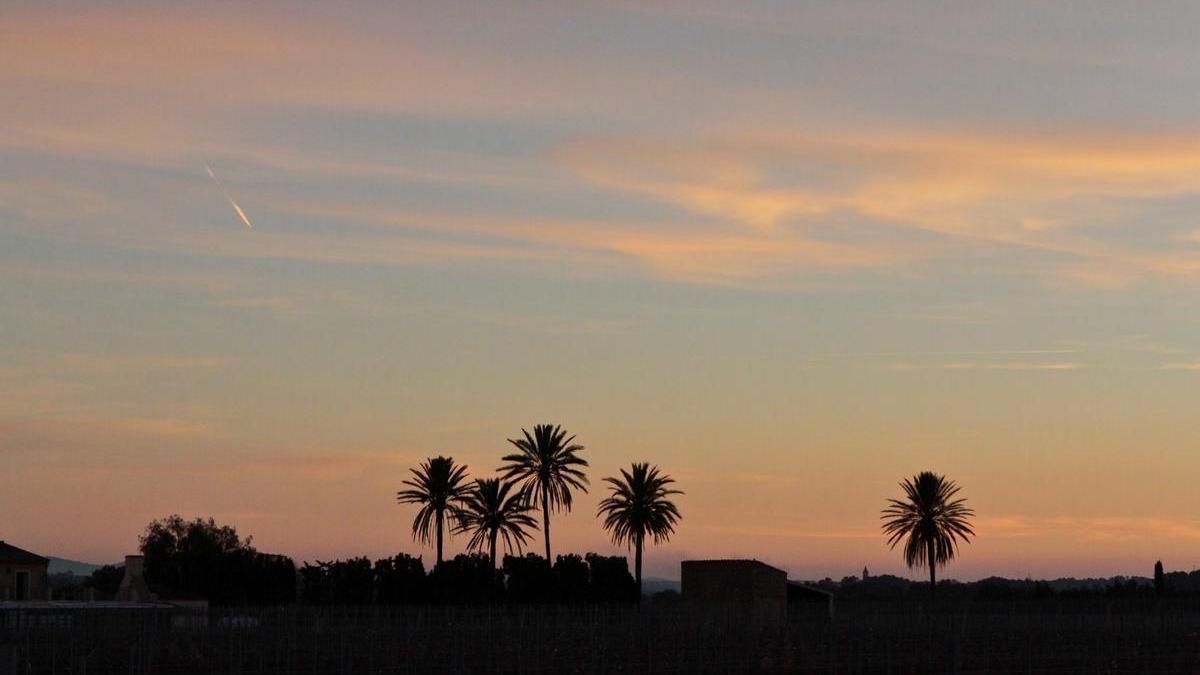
3;1;1200;581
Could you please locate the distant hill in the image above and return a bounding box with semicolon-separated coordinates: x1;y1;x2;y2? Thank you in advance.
47;557;103;577
791;572;1160;601
641;577;680;595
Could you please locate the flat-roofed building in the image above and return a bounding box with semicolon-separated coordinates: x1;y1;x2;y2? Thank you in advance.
788;580;835;618
681;559;787;620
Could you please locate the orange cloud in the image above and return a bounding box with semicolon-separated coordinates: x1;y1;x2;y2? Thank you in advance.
248;202;894;286
1160;362;1200;371
6;7;1200;291
937;362;1085;371
0;415;219;444
979;515;1200;542
558;131;1200;286
698;524;879;540
48;352;230;373
10;125;1200;290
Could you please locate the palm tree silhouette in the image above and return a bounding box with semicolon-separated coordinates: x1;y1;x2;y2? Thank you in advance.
454;478;537;568
396;456;470;564
597;463;682;597
498;424;589;562
880;471;975;599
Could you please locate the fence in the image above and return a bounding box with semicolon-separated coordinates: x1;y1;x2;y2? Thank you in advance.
4;599;1200;673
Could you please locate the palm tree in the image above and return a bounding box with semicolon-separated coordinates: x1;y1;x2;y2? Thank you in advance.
454;478;538;568
597;463;682;596
498;424;589;562
396;456;470;564
880;471;975;599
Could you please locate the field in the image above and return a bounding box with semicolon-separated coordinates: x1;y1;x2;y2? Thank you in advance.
4;599;1200;673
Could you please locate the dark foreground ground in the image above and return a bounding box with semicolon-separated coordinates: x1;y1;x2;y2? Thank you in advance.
4;598;1200;673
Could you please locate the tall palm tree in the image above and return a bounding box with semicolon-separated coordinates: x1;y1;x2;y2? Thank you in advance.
880;471;975;599
454;478;537;568
396;456;470;564
498;424;588;562
597;463;682;596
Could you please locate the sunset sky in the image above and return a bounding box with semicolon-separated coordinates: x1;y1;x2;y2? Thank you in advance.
4;1;1200;581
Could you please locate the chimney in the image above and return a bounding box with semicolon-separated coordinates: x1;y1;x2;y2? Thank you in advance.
117;555;156;603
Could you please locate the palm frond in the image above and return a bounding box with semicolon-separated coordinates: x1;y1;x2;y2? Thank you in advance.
597;463;683;548
496;424;589;514
453;477;537;559
879;471;975;571
395;456;470;546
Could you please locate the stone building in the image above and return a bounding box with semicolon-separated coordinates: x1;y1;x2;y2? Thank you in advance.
0;541;49;601
680;559;788;620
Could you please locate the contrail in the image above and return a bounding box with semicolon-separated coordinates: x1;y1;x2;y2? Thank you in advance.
204;164;253;228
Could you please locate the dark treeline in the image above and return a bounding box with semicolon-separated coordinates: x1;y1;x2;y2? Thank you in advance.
66;516;296;605
140;515;296;605
68;515;638;606
57;424;687;608
300;552;637;605
802;569;1200;602
60;514;1200;608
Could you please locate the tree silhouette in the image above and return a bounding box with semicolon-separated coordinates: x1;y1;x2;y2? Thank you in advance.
880;471;975;599
454;478;537;568
396;456;470;564
499;424;589;562
597;463;682;597
139;514;296;605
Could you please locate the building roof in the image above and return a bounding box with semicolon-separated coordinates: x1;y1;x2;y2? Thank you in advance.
0;541;49;565
0;601;175;611
681;559;787;575
787;581;835;598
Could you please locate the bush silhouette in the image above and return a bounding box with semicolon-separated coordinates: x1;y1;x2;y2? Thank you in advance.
503;553;554;603
553;554;591;603
300;557;373;605
374;554;427;604
140;515;295;605
586;553;637;604
428;553;503;603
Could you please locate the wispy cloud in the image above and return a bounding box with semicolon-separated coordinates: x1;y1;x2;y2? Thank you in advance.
210;292;406;320
7;7;1200;291
0;415;219;444
980;515;1200;542
0;180;122;221
19;351;232;374
558;131;1200;286
235;452;407;481
262;203;894;286
888;362;1085;371
727;472;802;485
869;349;1080;357
795;347;1088;371
453;308;635;336
212;296;309;317
1060;335;1190;356
942;362;1085;371
0;375;93;417
699;524;879;540
0;352;230;418
77;416;219;439
1159;362;1200;371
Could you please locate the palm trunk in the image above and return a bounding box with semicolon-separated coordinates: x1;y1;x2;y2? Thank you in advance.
490;530;498;569
542;484;552;564
635;531;644;602
436;509;444;565
928;539;936;600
